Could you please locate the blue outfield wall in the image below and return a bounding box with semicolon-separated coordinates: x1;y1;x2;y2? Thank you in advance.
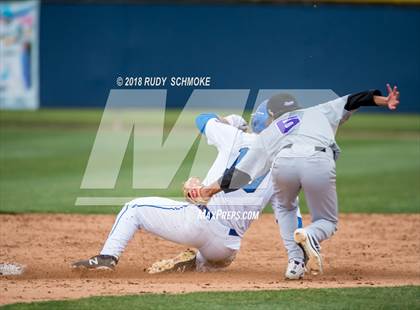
40;4;420;112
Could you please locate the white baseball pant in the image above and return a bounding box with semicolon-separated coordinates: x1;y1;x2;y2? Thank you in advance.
100;197;240;271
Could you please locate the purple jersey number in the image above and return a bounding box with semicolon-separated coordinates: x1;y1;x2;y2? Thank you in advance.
276;115;300;134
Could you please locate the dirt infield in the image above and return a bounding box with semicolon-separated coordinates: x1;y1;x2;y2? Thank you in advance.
1;213;419;305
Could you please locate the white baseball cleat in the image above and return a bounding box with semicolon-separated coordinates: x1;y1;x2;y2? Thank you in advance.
285;259;305;280
147;249;196;274
294;228;323;275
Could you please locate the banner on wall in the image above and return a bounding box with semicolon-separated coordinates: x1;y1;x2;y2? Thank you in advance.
0;0;39;110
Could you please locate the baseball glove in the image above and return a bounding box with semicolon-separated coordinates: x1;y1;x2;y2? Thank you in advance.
183;177;209;205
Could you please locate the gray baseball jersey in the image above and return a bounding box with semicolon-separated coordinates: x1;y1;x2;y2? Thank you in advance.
236;96;352;179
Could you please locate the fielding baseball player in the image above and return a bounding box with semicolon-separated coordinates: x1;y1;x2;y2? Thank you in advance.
73;113;304;279
187;84;400;276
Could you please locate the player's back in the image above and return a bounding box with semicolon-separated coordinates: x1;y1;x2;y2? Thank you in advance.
198;116;273;236
283;95;351;158
259;105;341;165
235;97;352;181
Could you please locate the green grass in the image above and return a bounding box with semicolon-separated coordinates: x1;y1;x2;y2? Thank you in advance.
2;286;420;309
0;110;419;214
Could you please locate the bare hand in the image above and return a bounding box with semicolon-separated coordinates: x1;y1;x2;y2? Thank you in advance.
187;186;210;205
385;84;400;110
183;177;209;205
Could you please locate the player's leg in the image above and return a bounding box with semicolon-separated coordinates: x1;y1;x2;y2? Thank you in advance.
71;202;140;270
100;197;205;257
271;157;304;260
195;250;237;272
295;153;338;274
98;202;140;259
72;197;205;270
148;240;238;274
300;154;338;243
195;238;238;272
147;208;241;273
271;157;306;279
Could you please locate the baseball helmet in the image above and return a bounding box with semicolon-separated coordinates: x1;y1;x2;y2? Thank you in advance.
251;99;270;133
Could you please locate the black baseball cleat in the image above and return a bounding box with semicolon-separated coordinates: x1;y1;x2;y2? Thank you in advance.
71;255;118;271
294;228;323;275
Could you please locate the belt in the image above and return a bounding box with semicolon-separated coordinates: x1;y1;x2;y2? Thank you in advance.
198;205;239;237
283;144;326;152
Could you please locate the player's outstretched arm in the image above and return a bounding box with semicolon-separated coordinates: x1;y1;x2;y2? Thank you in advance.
345;84;400;111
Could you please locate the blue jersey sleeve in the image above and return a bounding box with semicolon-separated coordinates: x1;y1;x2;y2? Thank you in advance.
195;113;218;134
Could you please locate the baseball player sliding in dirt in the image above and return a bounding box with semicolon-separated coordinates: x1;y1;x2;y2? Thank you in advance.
73;112;304;279
187;84;400;276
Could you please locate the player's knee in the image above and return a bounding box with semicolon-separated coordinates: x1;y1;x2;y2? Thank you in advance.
126;197;155;208
279;201;297;211
196;251;237;272
198;247;237;265
123;198;151;218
